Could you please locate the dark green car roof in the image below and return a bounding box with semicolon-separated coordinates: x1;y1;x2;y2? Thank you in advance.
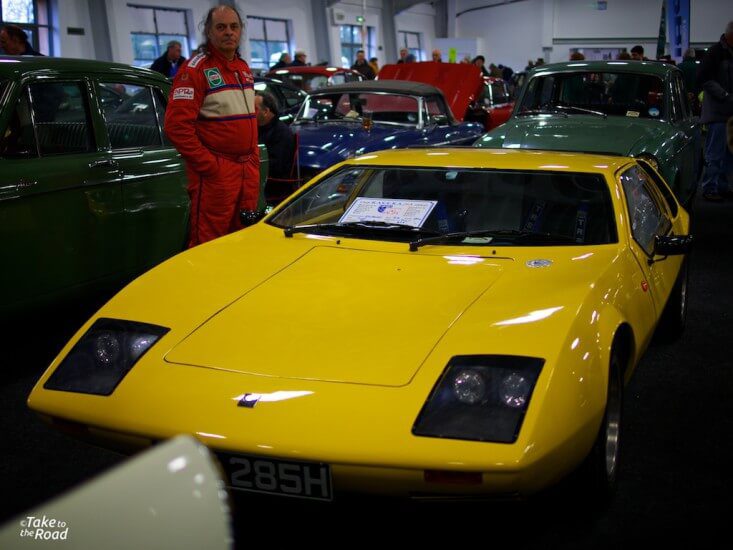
0;55;168;83
530;60;678;77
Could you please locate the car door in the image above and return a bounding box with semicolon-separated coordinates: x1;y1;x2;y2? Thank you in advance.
667;73;701;203
95;80;189;275
618;164;682;317
0;78;123;314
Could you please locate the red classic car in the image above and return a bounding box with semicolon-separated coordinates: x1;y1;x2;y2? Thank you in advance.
378;63;514;131
266;66;363;92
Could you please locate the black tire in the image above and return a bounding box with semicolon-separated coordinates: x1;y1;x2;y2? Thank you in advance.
573;347;623;503
657;259;689;342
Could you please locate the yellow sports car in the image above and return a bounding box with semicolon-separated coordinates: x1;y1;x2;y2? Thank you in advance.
29;149;691;501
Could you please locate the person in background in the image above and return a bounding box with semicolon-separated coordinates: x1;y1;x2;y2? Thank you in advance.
698;21;733;201
630;45;646;60
255;92;295;206
397;48;408;64
351;50;375;79
270;52;291;70
368;57;379;75
472;55;490;76
164;4;259;247
404;53;416;63
569;51;585;61
489;63;502;78
291;50;308;66
617;51;632;60
0;24;42;55
150;40;185;78
460;55;472;64
499;64;513;82
678;48;698;95
432;49;442;62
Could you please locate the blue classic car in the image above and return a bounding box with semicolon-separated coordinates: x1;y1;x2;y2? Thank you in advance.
292;80;485;181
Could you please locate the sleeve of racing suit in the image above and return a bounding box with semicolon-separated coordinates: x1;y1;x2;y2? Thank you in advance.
164;65;219;177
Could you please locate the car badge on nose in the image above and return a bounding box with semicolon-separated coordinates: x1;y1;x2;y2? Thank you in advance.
238;394;260;408
526;259;553;268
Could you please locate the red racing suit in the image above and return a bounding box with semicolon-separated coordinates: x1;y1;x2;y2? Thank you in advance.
164;47;259;247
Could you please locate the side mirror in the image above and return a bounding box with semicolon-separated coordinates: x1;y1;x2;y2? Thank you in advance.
654;234;693;256
240;210;267;227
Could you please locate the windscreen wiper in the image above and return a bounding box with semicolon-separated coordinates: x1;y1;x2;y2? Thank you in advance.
409;229;576;251
284;221;440;238
515;108;568;118
553;104;607;118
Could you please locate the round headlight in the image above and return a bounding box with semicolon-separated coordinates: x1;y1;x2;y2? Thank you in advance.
94;331;121;366
452;370;486;405
500;373;531;408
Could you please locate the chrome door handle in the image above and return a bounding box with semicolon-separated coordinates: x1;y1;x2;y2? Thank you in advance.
89;159;118;169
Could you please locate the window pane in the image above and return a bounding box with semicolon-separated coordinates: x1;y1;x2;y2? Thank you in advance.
249;39;267;70
2;0;34;23
339;26;350;43
265;19;287;42
406;32;420;49
129;7;156;33
248;17;265;40
29;82;93;155
100;84;161;149
620;167;663;254
131;34;158;63
0;90;36;158
155;8;186;34
267;40;287;66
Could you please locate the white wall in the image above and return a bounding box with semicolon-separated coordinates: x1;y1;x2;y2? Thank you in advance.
455;0;543;72
56;0;94;59
691;0;729;45
553;0;661;40
394;2;436;63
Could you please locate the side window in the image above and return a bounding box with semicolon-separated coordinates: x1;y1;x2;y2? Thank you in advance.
620;166;670;255
280;85;305;108
152;87;171;146
424;98;448;125
637;160;678;218
99;83;162;149
0;90;37;158
491;82;509;104
29;82;94;156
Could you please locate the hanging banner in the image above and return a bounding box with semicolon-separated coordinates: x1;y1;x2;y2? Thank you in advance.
656;0;667;59
667;0;690;63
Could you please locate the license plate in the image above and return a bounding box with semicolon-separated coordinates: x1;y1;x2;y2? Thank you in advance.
217;452;333;501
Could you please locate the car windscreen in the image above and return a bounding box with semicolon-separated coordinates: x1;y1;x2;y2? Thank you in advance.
519;71;666;119
295;93;420;126
269;166;617;245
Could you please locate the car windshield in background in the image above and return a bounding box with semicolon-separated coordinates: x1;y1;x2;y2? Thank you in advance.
295;93;421;126
519;71;666;119
269;167;617;246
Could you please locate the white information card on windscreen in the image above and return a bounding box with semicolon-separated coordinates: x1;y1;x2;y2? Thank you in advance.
339;198;437;227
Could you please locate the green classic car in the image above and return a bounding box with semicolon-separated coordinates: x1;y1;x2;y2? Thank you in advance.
0;57;267;316
475;60;701;207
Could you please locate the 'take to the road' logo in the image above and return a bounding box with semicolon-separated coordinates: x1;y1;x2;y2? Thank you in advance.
18;515;69;541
